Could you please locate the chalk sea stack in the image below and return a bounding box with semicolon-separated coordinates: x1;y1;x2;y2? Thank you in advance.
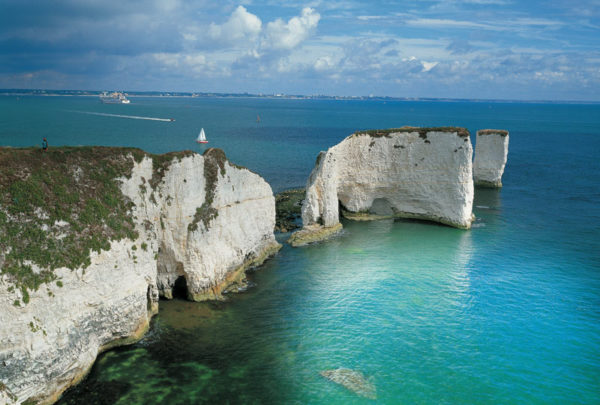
473;129;509;188
289;127;475;246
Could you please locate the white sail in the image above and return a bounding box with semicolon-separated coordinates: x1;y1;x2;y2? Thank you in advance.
196;128;207;143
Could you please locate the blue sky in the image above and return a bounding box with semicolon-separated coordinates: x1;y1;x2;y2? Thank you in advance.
1;0;599;100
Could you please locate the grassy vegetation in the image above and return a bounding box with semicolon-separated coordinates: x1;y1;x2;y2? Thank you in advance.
477;129;508;136
188;148;227;232
0;146;194;305
149;150;195;190
354;126;470;138
315;151;325;167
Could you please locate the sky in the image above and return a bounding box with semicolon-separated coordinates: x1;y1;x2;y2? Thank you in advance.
0;0;599;100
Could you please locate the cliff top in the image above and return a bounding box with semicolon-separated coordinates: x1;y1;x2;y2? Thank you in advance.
0;146;195;305
477;129;509;136
353;126;470;138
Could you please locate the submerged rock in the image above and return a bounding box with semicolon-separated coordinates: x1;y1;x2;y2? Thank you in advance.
320;368;377;400
287;223;343;247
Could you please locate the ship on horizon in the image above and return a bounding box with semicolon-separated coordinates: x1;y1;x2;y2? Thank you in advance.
100;91;130;104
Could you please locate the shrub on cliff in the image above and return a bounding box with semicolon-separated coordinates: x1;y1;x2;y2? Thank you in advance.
0;146;192;305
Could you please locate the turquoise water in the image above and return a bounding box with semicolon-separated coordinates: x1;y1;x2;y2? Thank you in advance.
1;96;599;403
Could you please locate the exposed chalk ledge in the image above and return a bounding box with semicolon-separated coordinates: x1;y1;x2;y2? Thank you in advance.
287;223;343;247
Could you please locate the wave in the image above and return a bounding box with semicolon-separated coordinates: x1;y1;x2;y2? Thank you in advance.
69;111;174;122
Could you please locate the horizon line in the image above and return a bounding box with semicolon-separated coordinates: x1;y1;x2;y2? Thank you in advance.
1;88;599;105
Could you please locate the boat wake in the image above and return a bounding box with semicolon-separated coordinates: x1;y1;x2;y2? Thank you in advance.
70;111;174;122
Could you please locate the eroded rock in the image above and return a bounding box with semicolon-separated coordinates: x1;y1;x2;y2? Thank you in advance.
290;127;475;245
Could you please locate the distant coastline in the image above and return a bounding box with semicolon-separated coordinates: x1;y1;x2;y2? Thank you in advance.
1;88;599;105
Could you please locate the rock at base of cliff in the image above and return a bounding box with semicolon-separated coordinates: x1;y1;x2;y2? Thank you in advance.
188;241;282;301
274;188;305;232
320;368;377;400
474;179;503;188
287;223;343;247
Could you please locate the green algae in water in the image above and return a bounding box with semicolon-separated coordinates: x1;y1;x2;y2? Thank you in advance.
60;341;220;405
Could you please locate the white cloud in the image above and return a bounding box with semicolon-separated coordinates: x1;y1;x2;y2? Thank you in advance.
455;0;511;4
421;61;439;71
208;5;262;43
153;53;181;67
155;0;181;12
184;54;207;66
150;51;230;79
510;18;564;28
405;18;496;30
314;55;336;71
357;15;386;21
153;6;324;84
152;52;208;70
262;7;320;50
400;14;565;34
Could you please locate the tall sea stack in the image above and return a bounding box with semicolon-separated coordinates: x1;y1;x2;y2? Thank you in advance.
473;129;509;187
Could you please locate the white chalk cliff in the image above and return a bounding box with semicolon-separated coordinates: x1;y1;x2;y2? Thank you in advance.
290;128;474;246
0;149;280;404
473;129;509;187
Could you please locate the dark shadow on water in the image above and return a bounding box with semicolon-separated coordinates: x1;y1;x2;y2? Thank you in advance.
58;378;132;405
474;186;502;210
392;217;450;227
473;187;503;229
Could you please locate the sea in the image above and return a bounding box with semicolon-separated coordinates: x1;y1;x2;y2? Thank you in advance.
1;95;599;404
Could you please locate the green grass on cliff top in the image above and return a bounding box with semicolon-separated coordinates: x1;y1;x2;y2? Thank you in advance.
353;126;470;138
0;146;193;305
477;129;509;136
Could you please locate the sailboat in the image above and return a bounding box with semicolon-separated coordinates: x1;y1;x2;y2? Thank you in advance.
196;128;208;144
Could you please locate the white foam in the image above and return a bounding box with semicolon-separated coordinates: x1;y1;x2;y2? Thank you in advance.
71;111;173;122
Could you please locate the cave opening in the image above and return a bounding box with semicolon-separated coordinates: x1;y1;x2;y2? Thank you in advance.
338;199;348;221
369;198;394;216
172;276;189;300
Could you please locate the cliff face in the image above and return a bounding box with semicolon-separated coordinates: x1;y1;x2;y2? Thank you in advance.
122;148;280;301
290;128;474;246
0;147;279;404
473;129;509;187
